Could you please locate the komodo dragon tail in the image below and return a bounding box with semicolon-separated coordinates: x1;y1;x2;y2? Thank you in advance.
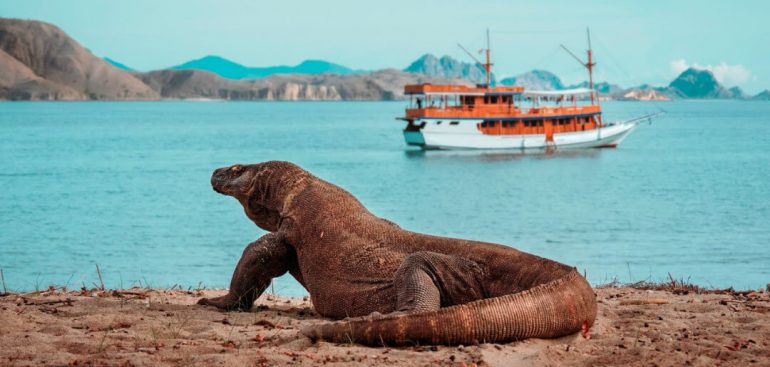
300;269;597;346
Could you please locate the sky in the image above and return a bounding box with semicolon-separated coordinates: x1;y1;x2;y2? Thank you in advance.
2;0;768;93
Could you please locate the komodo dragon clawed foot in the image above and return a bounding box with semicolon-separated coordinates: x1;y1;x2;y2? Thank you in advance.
197;294;251;311
198;231;300;312
198;161;597;345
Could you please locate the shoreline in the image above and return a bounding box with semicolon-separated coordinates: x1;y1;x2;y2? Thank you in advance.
1;285;768;366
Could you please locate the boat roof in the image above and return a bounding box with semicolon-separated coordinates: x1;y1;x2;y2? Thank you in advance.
404;84;524;96
522;88;594;97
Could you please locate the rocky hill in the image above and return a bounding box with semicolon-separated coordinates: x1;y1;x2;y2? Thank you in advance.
495;67;768;101
104;57;133;71
499;70;623;95
667;68;733;99
752;90;770;100
499;70;563;90
613;85;671;101
0;18;461;101
171;56;360;79
0;18;158;100
566;81;624;95
2;18;769;102
728;86;748;99
404;54;492;85
137;68;465;101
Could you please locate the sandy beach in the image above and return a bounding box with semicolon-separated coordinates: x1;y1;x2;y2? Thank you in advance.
1;284;768;366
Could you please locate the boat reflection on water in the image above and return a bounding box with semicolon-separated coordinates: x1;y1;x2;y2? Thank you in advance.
403;147;601;163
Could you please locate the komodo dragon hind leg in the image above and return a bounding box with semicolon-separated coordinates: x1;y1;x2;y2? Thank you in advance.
393;251;488;313
198;232;296;311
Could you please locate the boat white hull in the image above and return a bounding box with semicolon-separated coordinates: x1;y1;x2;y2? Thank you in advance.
404;120;638;150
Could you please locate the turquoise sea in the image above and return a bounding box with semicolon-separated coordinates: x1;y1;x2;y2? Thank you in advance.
1;101;769;295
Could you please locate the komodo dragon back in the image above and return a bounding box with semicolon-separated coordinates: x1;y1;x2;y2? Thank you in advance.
301;269;596;346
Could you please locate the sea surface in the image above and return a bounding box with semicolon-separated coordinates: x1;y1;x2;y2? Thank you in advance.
1;101;769;295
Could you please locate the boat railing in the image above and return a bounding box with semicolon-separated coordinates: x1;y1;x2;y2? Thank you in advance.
523;105;600;115
406;104;600;119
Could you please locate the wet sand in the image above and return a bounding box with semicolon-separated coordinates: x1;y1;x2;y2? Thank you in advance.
1;286;768;366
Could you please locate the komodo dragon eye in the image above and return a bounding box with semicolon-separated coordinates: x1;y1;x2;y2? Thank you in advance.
230;165;243;174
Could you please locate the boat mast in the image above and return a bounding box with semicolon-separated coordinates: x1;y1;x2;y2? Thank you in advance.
561;27;597;104
458;29;494;88
586;28;595;104
485;29;493;89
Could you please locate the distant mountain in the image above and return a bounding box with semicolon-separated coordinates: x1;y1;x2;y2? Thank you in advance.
3;17;769;102
499;70;563;90
138;68;467;101
668;68;732;99
0;18;158;100
170;55;360;79
728;86;748;99
0;18;461;101
104;57;133;71
498;70;623;96
752;90;770;100
404;54;492;85
613;85;671;101
566;81;624;94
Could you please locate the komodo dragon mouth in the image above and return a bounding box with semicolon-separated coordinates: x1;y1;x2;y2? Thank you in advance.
210;164;246;196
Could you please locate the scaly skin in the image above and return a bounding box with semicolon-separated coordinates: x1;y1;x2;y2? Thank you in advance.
198;161;597;345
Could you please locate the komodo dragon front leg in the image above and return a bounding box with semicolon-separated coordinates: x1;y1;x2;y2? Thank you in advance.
198;232;300;311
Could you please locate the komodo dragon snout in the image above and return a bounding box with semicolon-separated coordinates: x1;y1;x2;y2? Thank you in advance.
211;164;253;197
199;160;597;346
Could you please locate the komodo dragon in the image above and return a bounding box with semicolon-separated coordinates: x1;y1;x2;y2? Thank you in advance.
198;161;597;345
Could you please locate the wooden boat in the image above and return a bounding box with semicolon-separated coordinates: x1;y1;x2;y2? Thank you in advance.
399;30;658;150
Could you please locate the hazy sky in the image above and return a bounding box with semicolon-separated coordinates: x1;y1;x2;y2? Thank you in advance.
2;0;768;93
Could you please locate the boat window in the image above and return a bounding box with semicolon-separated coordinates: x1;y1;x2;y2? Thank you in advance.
490;96;498;104
450;121;459;125
436;121;442;125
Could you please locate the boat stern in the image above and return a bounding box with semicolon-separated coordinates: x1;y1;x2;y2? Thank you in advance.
402;119;426;147
403;130;425;147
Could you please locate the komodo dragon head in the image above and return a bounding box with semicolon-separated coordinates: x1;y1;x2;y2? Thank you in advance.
211;161;309;231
